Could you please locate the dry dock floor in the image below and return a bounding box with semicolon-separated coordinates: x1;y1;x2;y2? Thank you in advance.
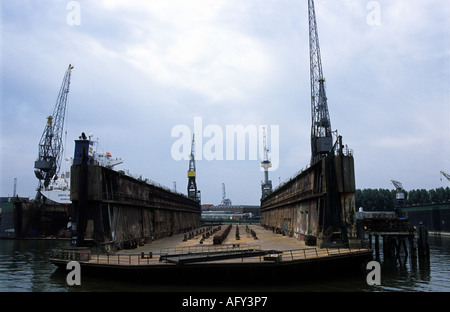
85;225;369;266
119;224;306;254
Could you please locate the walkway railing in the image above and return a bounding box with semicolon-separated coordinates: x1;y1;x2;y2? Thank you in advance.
52;245;369;266
160;244;261;256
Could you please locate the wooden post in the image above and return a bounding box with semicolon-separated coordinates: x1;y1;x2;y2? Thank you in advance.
395;237;402;260
418;224;430;258
401;238;408;257
409;235;416;256
389;237;397;258
374;234;380;260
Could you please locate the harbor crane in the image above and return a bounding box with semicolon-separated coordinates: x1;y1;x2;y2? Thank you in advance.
34;64;74;195
391;180;406;207
261;126;272;198
187;134;200;201
221;183;232;206
308;0;333;165
440;171;450;183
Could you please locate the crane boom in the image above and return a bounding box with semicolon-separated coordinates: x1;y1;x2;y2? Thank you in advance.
34;64;74;190
308;0;333;165
390;180;403;190
391;179;406;202
440;171;450;183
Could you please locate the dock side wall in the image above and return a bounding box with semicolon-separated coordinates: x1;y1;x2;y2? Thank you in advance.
261;155;356;245
71;165;201;251
0;200;69;238
261;159;324;241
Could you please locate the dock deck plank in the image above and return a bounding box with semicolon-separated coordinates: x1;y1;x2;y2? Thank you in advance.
77;225;369;266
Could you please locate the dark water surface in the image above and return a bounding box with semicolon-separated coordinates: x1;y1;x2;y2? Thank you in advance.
1;236;449;292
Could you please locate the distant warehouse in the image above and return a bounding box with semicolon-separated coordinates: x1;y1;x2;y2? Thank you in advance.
202;204;260;221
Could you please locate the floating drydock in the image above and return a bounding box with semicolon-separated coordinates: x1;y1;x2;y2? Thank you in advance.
52;136;370;282
69;138;201;252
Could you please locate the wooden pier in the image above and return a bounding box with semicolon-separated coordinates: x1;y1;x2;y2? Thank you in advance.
362;224;430;265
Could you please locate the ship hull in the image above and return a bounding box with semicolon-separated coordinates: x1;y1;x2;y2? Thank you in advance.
41;190;71;204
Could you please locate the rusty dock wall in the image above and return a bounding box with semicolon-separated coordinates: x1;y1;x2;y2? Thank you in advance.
70;165;201;251
0;198;70;239
260;154;357;246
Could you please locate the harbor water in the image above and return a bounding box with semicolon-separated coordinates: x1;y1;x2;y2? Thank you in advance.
0;236;449;292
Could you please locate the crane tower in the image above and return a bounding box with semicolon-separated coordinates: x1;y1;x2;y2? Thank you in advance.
34;64;74;192
187;134;200;201
221;183;232;206
261;126;272;198
441;171;450;183
391;180;406;207
308;0;333;165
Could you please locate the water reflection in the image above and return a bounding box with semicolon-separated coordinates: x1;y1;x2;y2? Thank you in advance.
0;239;70;292
370;235;449;292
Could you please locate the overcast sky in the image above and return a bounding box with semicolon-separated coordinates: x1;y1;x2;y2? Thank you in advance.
1;0;449;205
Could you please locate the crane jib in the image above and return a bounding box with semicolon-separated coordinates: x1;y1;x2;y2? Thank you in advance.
35;64;74;190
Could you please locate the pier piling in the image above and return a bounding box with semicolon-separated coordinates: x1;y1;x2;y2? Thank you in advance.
417;224;430;258
365;229;430;267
